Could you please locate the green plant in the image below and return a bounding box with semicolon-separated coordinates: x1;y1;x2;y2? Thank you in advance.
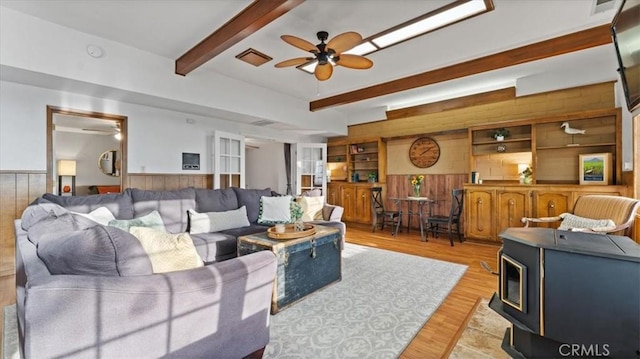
368;172;377;180
521;166;533;177
491;128;510;139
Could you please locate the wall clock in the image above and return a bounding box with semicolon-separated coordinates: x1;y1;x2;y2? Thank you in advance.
409;137;440;168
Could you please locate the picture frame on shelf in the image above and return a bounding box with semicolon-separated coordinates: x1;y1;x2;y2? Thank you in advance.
578;153;611;185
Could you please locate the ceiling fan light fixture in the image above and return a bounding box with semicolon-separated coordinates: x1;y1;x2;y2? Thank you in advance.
343;42;378;56
372;0;490;48
299;61;317;74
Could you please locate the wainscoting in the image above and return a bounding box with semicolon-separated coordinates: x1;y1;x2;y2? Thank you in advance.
125;173;212;190
0;171;47;276
385;174;467;231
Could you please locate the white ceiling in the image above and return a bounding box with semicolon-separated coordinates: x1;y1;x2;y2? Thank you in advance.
0;0;624;136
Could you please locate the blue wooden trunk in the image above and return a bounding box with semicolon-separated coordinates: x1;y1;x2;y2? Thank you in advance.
237;225;342;313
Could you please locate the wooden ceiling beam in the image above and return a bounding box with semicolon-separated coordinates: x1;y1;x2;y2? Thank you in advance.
310;24;612;112
176;0;304;76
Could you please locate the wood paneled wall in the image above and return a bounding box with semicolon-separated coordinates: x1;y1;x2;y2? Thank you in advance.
125;173;213;190
0;171;46;276
386;174;467;231
348;82;615;139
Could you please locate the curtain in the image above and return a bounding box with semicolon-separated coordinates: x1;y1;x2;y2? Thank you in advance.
284;143;292;195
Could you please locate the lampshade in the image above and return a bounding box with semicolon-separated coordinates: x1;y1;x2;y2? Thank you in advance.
517;163;529;174
58;160;77;176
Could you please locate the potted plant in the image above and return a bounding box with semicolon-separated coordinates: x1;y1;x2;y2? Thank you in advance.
520;166;533;184
367;172;377;183
491;128;510;141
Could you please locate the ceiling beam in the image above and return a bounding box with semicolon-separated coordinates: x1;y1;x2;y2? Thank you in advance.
175;0;304;76
310;24;612;112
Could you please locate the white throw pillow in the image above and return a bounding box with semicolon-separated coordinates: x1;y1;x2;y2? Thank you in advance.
258;195;292;224
298;196;325;221
129;226;203;273
558;213;616;233
188;206;250;234
71;207;116;226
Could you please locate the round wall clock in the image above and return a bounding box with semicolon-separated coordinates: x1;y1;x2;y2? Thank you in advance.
409;137;440;168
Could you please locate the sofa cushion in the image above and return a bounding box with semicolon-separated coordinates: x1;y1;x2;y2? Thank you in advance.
42;190;134;219
188;206;250;234
130;188;195;233
129;227;203;273
194;188;238;213
257;195;292;224
189;232;238;263
297;196;325;221
108;210;166;232
558;213;616;233
21;203;78;245
233;187;272;223
37;225;153;276
70;207;116;226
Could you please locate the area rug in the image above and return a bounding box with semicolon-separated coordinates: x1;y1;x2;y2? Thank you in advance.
265;243;467;358
2;243;467;359
447;298;511;359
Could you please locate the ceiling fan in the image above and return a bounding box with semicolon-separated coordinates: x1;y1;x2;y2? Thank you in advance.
275;31;373;81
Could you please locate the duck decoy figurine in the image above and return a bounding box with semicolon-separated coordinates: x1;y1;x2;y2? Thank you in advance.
561;122;586;135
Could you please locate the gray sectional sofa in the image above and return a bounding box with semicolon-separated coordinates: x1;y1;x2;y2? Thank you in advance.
14;187;345;359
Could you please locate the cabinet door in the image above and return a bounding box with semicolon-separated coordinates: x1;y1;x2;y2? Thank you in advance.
356;187;372;225
327;183;340;206
497;190;530;237
533;191;572;228
341;186;356;222
465;189;495;241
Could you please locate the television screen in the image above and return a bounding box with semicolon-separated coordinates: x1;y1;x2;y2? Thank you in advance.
611;0;640;112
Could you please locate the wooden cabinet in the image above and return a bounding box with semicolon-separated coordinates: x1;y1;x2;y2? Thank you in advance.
532;191;572;228
464;184;629;242
327;137;386;184
341;186;356;222
356;187;372;225
327;182;377;224
465;188;495;241
327;183;340;206
497;190;530;232
468;108;622;185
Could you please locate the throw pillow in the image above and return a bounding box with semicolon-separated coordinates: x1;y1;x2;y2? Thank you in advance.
129;226;204;273
188;206;250;234
108;210;166;232
298;196;325;221
558;213;616;233
71;206;116;226
257;195;292;224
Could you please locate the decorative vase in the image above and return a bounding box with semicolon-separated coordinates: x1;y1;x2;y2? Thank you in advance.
495;135;505;141
62;185;71;193
294;220;305;231
413;184;421;197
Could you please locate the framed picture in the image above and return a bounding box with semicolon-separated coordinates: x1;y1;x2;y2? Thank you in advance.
579;153;611;185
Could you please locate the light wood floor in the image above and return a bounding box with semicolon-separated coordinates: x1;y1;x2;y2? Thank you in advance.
0;224;500;358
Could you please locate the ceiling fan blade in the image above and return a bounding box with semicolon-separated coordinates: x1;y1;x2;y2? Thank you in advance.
281;35;318;53
315;63;333;81
327;31;363;54
274;57;313;68
336;54;373;69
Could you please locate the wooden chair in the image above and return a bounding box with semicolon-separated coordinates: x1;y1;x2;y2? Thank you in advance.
521;195;640;237
370;187;401;234
425;189;464;246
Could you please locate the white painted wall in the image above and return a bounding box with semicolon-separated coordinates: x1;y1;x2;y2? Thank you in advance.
245;142;288;193
0;81;323;172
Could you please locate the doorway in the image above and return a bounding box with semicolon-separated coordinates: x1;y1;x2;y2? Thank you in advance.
46;106;128;194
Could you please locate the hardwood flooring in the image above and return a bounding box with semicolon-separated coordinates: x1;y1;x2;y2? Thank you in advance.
0;223;500;358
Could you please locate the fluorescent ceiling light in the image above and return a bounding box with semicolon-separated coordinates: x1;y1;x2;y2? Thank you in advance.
372;0;489;48
343;42;378;56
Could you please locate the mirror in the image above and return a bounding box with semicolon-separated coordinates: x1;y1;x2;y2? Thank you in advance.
98;149;120;177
